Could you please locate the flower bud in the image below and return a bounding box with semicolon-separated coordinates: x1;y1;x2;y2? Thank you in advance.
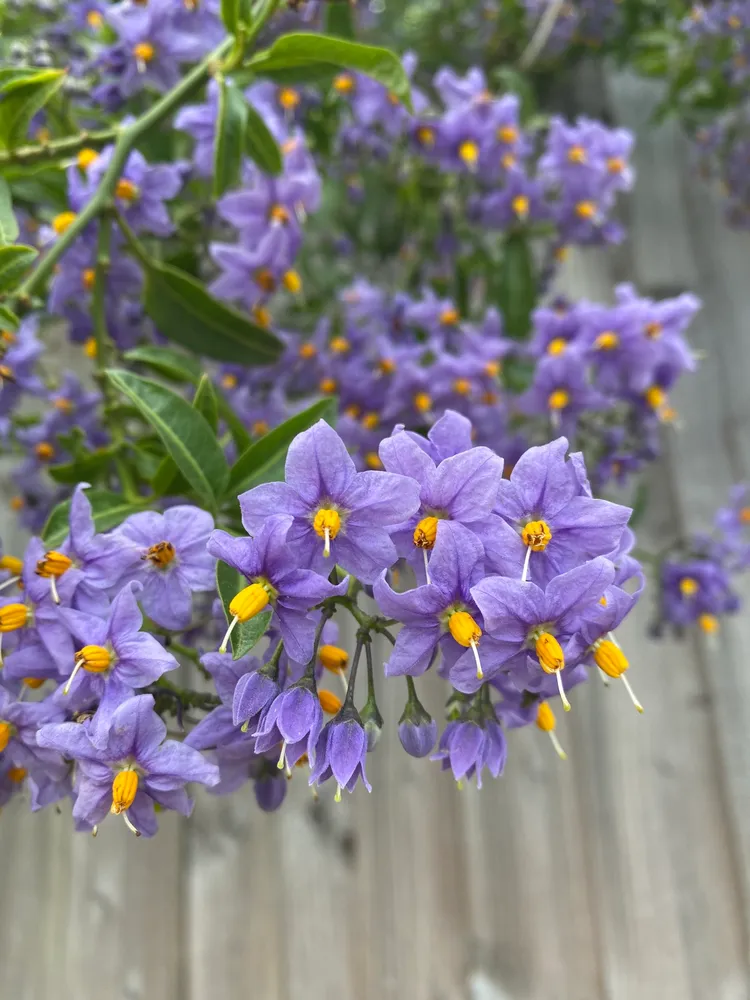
255;774;287;812
360;697;384;751
398;680;435;757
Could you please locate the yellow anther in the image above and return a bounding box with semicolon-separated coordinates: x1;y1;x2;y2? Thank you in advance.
111;770;139;814
229;584;270;623
283;270;302;294
252;305;271;328
699;613;719;635
484;360;501;377
86;9;104;28
645;321;662;339
35;551;72;578
679;577;699;597
299;343;317;360
320;645;349;672
35;441;55;461
567;145;587;164
595;330;619;350
319;690;343;715
575;200;596;219
365;452;383;470
329;336;350;354
416;126;435;148
77;644;112;674
453;378;471;396
144;541;175;568
133;42;155;64
497;125;518;143
82;268;96;291
278;87;300;110
10;497;24;512
607;156;625;174
512;194;530;219
458;140;479;168
344;404;361;419
548;389;569;411
378;357;396;375
0;722;13;753
115;178;139;202
53;396;72;413
77;148;99;170
269;204;290;225
521;520;552;552
741;507;750;524
413;516;439;550
501;152;516;169
535;632;564;674
252;420;269;437
0;365;13;382
555;246;569;262
221;373;238;390
728;13;741;28
448;611;483;678
7;766;27;783
0;555;22;576
414;392;431;413
313;509;341;558
23;677;45;690
481;391;498;405
599;595;608;606
593;639;627;678
319;377;337;394
645;385;666;410
361;412;379;430
536;701;567;759
1;330;16;345
440;307;459;326
333;73;354;94
84;337;97;359
547;337;567;356
255;268;276;292
52;212;77;236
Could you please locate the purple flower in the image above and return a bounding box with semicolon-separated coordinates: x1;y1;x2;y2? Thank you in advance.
308;706;371;798
0;687;68;787
115;506;215;631
37;694;219;837
239;421;421;584
185;651;264;751
431;718;507;787
254;682;323;769
453;557;616;702
57;581;178;745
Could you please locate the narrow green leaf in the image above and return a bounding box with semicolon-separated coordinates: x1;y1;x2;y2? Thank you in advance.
122;344;203;384
43;490;149;549
0;304;18;330
47;447;119;486
193;374;219;433
214;79;248;198
216;560;273;660
228;396;337;494
496;234;536;340
220;0;239;31
105;369;229;506
244;103;282;176
142;259;284;365
247;34;412;109
325;2;356;39
0;68;66;150
215;384;252;455
0;177;19;244
0;243;37;293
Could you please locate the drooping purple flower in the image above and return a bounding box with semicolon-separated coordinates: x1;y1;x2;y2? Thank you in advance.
239;421;421;584
430;718;507;787
254;682;323;769
308;705;371;798
37;694;219;837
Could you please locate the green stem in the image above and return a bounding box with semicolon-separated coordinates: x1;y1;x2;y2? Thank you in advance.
12;37;234;305
0;128;118;168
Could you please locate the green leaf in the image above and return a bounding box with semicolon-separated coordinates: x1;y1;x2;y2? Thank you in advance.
0;243;37;293
0;69;67;150
244;103;282;176
214;79;248;198
228;396;337;494
105;369;229;507
325;2;356;39
122;344;203;384
0;304;18;330
216;560;272;659
214;384;252;455
0;177;18;244
43;490;149;549
193;374;219;433
247;34;412;110
141;259;284;365
47;447;119;486
496;234;536;340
